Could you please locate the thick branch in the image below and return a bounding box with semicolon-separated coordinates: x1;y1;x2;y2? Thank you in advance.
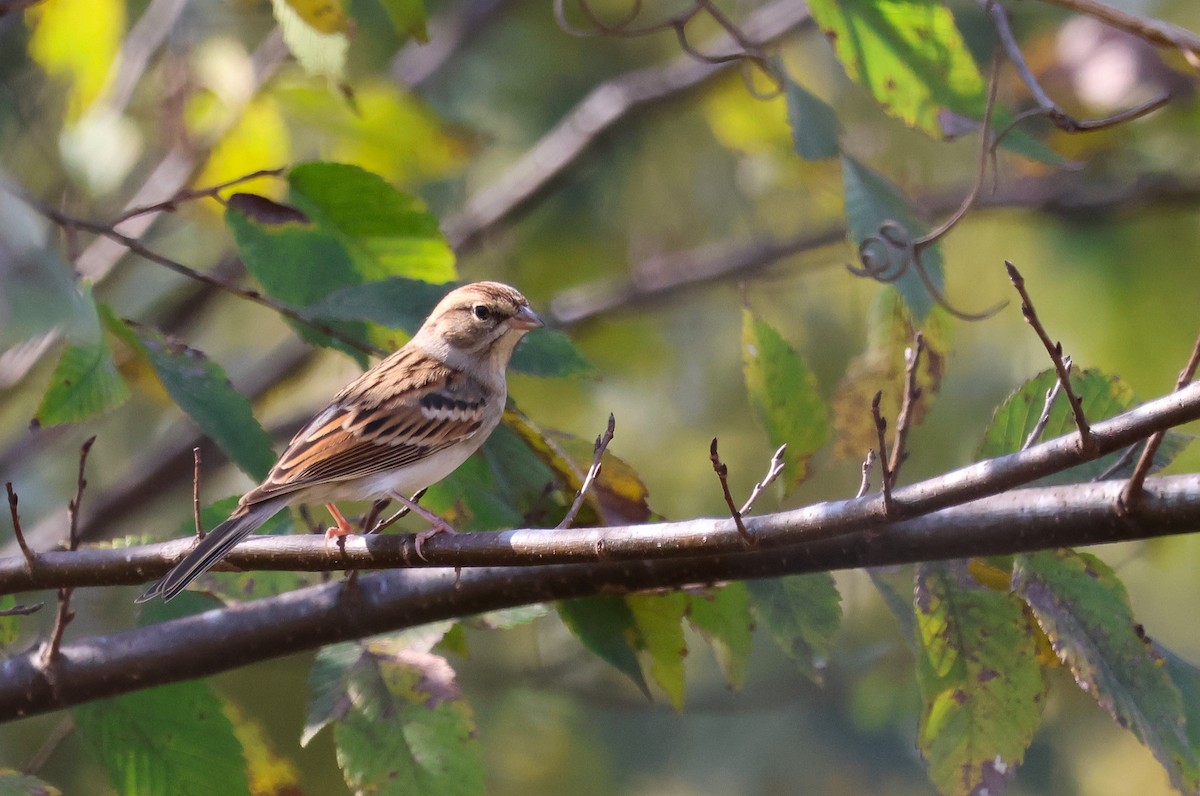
6;378;1200;593
2;474;1200;720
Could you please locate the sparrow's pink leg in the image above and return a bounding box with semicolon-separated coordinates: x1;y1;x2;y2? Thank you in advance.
323;503;355;551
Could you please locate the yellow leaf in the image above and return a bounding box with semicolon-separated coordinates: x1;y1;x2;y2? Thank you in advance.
277;80;474;184
283;0;350;34
191;96;291;214
270;0;349;81
26;0;124;120
222;702;303;796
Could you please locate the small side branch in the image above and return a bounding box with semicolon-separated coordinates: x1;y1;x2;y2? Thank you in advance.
887;333;925;483
0;602;43;617
984;0;1170;132
66;437;96;552
1119;328;1200;511
856;450;876;499
1005;261;1094;453
741;444;786;516
1023;358;1070;450
558;414;616;529
6;482;35;571
111;167;286;225
709;438;753;544
871;392;896;515
41;438;94;670
192;447;204;540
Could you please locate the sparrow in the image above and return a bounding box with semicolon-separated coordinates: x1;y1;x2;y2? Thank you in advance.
138;281;543;602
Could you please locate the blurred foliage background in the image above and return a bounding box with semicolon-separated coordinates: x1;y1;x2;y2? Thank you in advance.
3;0;1200;792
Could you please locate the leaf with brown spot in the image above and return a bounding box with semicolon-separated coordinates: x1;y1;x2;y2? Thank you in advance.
1014;549;1200;793
914;561;1046;796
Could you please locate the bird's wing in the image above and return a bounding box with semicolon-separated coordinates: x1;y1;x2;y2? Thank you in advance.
241;348;493;504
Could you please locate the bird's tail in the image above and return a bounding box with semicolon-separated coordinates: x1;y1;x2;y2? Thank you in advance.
137;497;288;603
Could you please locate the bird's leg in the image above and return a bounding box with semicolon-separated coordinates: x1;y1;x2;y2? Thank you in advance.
389;491;457;560
323;503;356;552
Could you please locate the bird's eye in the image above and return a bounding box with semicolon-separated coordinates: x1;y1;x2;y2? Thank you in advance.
472;304;492;321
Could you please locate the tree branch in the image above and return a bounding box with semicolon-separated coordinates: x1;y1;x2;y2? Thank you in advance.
5;377;1200;594
3;473;1200;720
1034;0;1200;63
442;0;814;253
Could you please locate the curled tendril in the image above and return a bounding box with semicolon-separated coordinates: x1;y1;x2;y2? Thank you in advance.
554;0;785;96
850;221;912;283
848;220;1005;322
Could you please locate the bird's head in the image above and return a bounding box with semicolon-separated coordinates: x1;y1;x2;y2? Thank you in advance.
414;281;543;375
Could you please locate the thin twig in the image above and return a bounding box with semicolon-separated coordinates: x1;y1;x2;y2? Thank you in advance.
0;602;43;617
28;200;381;358
887;334;925;484
1119;327;1200;511
856;450;876;499
192;447;204;540
6;482;34;570
871;392;895;515
368;488;428;534
67;437;96;552
984;0;1171;132
361;499;390;533
1036;0;1200;63
914;56;1002;248
110;167;286;225
42;440;94;669
1005;261;1094;453
709;438;753;544
1095;442;1142;481
740;444;786;515
39;589;74;669
558;414;616;529
1023;356;1070;450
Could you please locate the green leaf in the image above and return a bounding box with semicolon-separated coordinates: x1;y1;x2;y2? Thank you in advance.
914;562;1046;796
741;309;829;492
748;574;842;683
1014;549;1200;793
687;582;754;690
227;164;457;359
785;78;840;160
33;339;130;427
288;163;455;284
842;154;943;321
558;596;650;697
1159;645;1200;758
309;277;448;331
627;591;689;710
977;368;1191;482
832;290;950;459
806;0;985;138
73;681;250;796
103;311;277;481
510;329;594;378
0;769;61;796
377;0;428;42
327;642;484;795
304;642;364;747
0;192;96;348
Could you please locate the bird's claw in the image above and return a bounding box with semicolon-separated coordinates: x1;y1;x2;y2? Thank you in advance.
414;521;458;561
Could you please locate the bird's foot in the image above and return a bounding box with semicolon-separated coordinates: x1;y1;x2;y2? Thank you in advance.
323;502;356;553
414;520;458;561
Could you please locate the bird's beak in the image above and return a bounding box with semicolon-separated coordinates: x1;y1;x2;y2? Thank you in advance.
509;305;544;331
